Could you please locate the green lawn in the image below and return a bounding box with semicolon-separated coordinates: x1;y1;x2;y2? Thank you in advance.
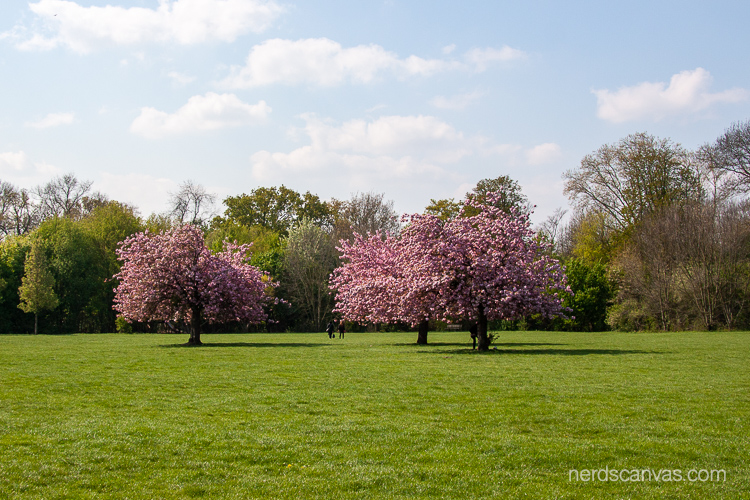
0;331;748;499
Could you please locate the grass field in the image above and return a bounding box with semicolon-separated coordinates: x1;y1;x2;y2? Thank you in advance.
0;331;748;499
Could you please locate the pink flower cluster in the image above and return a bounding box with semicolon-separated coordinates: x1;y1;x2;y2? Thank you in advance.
330;194;570;325
113;225;275;326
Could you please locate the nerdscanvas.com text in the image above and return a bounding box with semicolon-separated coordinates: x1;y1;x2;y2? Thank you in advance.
569;467;726;483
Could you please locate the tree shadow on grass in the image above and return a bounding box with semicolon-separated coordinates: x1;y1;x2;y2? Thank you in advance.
158;342;326;348
393;342;567;347
426;347;669;356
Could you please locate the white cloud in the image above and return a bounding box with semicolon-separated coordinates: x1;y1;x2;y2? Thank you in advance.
250;114;481;183
442;44;457;55
130;92;271;139
248;114;554;185
525;143;562;165
0;151;32;171
167;71;197;86
430;90;484;110
220;38;525;88
594;68;749;123
0;151;62;186
25;112;75;129
7;0;284;53
302;114;479;162
96;172;178;216
464;46;526;72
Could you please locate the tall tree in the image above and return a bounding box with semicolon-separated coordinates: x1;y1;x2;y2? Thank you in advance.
708;119;750;190
283;219;339;331
114;225;275;345
1;182;38;238
18;241;59;334
563;132;701;232
221;186;331;235
35;173;96;220
167;180;217;228
332;194;569;349
333;192;400;242
467;174;530;215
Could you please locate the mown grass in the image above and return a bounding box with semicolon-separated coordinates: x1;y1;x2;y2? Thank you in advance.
0;330;748;499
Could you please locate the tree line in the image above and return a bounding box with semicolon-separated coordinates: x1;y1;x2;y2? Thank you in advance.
1;119;749;334
0;178;403;334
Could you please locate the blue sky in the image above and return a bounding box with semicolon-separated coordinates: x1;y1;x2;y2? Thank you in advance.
1;0;749;223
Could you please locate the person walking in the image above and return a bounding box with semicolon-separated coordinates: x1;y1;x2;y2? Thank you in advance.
326;320;335;339
469;324;478;350
338;321;345;339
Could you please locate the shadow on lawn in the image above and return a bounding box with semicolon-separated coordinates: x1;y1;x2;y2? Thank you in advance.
158;342;325;348
427;347;668;356
393;342;567;347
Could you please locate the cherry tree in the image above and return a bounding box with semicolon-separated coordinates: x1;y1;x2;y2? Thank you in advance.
330;232;403;325
114;225;275;345
437;197;569;350
331;194;569;350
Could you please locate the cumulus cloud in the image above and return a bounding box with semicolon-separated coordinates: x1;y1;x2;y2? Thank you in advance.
25;112;75;129
220;38;525;88
525;143;562;165
96;172;178;216
430;91;484;110
167;71;197;86
0;151;32;171
250;114;482;182
0;151;61;185
464;46;526;72
249;113;554;185
6;0;284;53
130;92;271;139
594;68;749;123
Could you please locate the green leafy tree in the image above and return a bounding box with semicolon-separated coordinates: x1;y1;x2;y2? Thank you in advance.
424;198;462;221
560;258;613;331
468;175;530;215
221;186;332;235
18;242;59;334
424;175;529;221
81;202;144;331
34;217;105;333
0;236;31;333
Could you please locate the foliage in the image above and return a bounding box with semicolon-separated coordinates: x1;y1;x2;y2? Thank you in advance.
114;224;276;344
465;174;530;216
563;132;701;233
424;175;529;221
332;193;569;348
33;217;109;333
221;186;332;235
559;258;613;331
424;198;462;221
0;236;32;332
18;241;59;333
282;219;339;331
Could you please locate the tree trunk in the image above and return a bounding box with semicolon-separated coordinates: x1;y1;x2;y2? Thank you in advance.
477;304;490;351
417;320;429;345
34;313;38;335
187;308;203;345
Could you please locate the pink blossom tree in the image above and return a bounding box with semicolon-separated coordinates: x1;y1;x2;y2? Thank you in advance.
114;224;275;345
437;197;569;350
331;194;569;349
